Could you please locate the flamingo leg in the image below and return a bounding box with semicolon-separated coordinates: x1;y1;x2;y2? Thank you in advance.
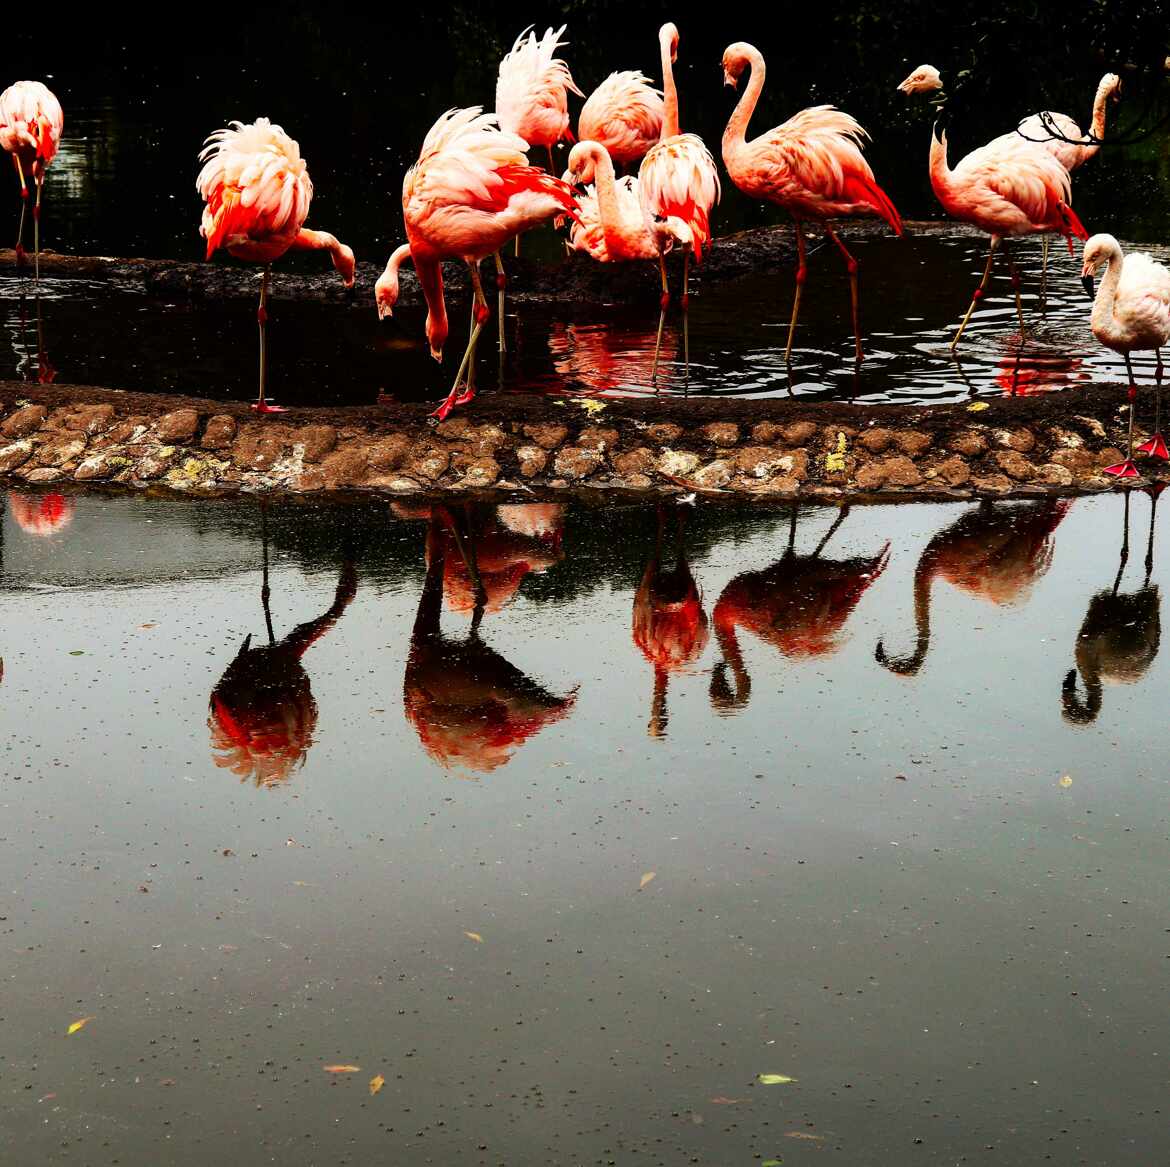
951;235;1000;352
784;218;807;363
1137;347;1169;460
682;250;690;383
251;265;286;414
824;223;863;361
1003;240;1025;333
651;252;669;384
33;172;42;283
1105;352;1141;478
13;155;28;267
494;251;507;355
431;263;490;420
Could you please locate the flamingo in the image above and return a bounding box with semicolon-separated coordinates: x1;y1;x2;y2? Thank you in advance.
1080;233;1170;477
0;80;63;280
577;71;664;169
1063;487;1161;725
638;22;721;378
721;42;903;363
875;500;1069;676
897;67;1090;350
197;118;355;413
374;108;576;421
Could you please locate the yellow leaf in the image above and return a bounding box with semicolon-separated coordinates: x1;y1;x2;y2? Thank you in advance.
758;1073;797;1085
66;1016;94;1036
576;399;607;415
639;871;656;890
464;931;484;943
967;402;989;412
323;1064;361;1074
1060;775;1073;788
369;1074;385;1096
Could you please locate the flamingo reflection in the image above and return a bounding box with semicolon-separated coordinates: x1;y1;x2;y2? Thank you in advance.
209;521;357;786
8;491;72;535
996;348;1086;396
876;499;1070;676
1063;488;1161;724
711;506;889;711
632;507;709;736
548;320;680;395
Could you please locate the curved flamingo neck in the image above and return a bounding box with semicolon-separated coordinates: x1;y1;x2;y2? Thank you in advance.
659;26;680;139
581;143;627;256
928;126;956;207
413;255;448;361
1090;243;1125;345
1085;74;1116;157
723;47;766;160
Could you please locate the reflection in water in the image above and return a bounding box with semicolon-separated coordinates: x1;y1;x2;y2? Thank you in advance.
8;291;56;384
403;511;576;774
548;320;680;396
209;519;356;786
8;491;73;535
1063;488;1162;724
877;499;1070;676
632;507;709;737
711;506;889;711
996;347;1086;396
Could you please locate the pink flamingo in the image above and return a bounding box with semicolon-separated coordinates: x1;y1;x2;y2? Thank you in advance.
638;22;721;377
897;67;1090;350
374;108;576;421
496;26;582;173
577;71;664;169
0;80;63;279
1081;233;1170;477
721;42;902;364
198;118;355;413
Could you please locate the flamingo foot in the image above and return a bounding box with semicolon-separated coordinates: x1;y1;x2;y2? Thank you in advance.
1137;433;1170;460
251;400;288;415
1103;459;1141;479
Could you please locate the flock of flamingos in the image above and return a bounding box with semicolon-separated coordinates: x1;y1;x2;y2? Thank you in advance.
2;24;1170;475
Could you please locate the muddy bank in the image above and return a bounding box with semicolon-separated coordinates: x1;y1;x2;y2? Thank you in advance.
0;220;977;307
0;377;1156;501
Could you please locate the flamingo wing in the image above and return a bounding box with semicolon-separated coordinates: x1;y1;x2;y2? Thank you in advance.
638;134;720;259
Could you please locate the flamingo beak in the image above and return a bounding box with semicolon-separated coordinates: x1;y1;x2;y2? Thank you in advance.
377;303;393;321
1081;274;1095;300
723;69;737;90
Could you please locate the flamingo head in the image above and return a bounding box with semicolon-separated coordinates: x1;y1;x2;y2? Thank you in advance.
1101;72;1122;102
659;22;679;64
333;242;356;288
375;243;411;321
722;43;753;89
566;141;599;185
1081;233;1121;298
897;64;943;95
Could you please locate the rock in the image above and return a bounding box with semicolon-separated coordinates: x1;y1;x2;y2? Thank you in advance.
1050;448;1093;473
135;450;176;480
972;473;1013;494
656;449;701;478
0;440;33;472
782;421;818;445
734;446;786;478
935;455;972;487
647;422;685;445
612;447;656;476
751;421;784;444
553;446;603;479
23;467;63;484
321;445;371;487
1;404;46;438
293;469;326;492
405;443;449;482
894;430;933;457
858;427;894;454
995;427;1036;453
201;415;238;450
777;450;809;480
101;418;150;446
452;454;500;488
1046;426;1084;449
576;426;620;452
698;422;739;446
522;422;568;450
296;424;338;462
464;424;507;455
515;445;548;478
1036;462;1074;486
65;404;116;435
693;459;732;489
367;434;411;472
233;430;288;472
621;472;653;489
434;417;474;440
1096;447;1126;469
855;460;889;490
74;453;118;481
155;409;200;443
995;450;1035;481
741;474;800;496
950;430;988;457
1074;416;1107;439
858;455;922;489
37;436;87;468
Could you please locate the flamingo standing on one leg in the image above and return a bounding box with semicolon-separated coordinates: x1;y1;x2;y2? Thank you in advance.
638;22;720;379
374;108;577;421
0;81;63;280
721;42;902;363
898;67;1090;350
577;71;664;170
197;118;355;413
1080;233;1170;477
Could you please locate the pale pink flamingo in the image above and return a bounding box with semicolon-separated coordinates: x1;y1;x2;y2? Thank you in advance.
374;107;576;421
577;71;664;169
0;80;63;280
638;22;721;377
496;26;582;172
198;118;355;413
898;66;1090;349
1080;233;1170;477
722;42;902;363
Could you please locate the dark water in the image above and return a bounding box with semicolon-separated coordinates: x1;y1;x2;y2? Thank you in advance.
2;488;1169;1164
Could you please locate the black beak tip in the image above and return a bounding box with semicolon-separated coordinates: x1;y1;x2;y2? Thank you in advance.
1081;275;1095;300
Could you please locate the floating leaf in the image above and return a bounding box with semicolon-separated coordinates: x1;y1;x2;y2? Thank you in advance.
66;1016;94;1036
369;1074;385;1096
323;1064;361;1074
575;399;607;415
1059;775;1073;788
639;871;656;890
68;650;85;657
464;931;484;943
139;623;157;630
967;402;990;412
758;1073;797;1085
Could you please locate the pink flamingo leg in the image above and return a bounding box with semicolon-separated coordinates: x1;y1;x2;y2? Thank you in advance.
13;155;28;267
1105;353;1141;479
1137;348;1168;461
494;252;507;355
33;172;42;283
651;254;670;383
784;219;807;363
951;235;1000;352
824;223;863;362
431;263;490;421
682;251;690;380
252;265;286;415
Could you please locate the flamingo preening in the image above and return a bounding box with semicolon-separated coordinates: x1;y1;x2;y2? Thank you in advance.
638;23;720;378
897;66;1090;350
197;118;355;413
578;70;665;169
375;108;577;421
1080;233;1170;478
1063;487;1161;725
710;507;889;712
722;42;903;363
875;500;1070;677
0;80;63;280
